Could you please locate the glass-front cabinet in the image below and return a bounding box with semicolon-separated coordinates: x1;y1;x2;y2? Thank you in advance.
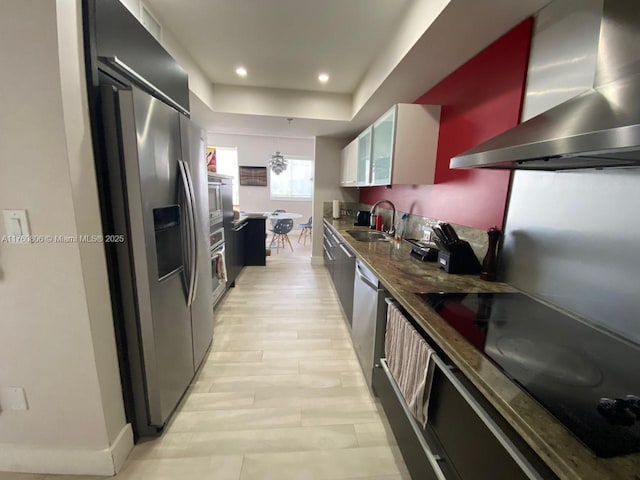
370;106;396;186
341;104;441;187
356;126;372;186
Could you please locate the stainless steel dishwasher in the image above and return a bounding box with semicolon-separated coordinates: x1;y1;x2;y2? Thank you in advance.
352;259;388;388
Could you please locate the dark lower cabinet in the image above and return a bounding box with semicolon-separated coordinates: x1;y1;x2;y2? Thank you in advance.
323;224;336;278
323;222;355;327
225;220;247;287
427;367;558;480
372;365;440;480
333;240;355;326
373;308;559;480
244;218;266;266
224;217;266;288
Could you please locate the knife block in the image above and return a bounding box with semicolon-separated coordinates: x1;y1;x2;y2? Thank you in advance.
437;241;481;274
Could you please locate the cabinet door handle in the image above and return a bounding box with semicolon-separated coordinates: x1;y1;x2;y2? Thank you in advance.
233;222;247;231
339;244;354;259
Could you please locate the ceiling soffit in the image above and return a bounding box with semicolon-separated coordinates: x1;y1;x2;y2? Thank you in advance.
143;0;550;136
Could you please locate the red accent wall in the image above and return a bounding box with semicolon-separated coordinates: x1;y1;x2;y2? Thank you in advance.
359;19;533;230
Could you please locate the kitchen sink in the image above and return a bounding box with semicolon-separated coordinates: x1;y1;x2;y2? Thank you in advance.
346;230;390;242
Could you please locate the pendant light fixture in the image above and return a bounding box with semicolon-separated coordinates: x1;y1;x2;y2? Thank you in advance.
269;118;293;175
269;151;287;175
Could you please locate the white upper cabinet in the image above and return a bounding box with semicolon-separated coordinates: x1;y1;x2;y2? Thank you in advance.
340;104;441;187
340;137;358;187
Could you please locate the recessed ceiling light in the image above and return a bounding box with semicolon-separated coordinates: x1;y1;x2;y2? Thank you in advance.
235;66;247;77
318;73;329;83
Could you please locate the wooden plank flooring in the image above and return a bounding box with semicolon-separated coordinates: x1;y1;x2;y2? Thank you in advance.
0;242;409;480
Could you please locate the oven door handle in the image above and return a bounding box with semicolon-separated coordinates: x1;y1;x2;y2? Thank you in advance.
210;240;224;252
178;159;197;306
211;244;226;269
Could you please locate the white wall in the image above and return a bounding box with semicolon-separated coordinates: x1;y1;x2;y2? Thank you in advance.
311;138;359;262
207;133;315;221
0;0;131;474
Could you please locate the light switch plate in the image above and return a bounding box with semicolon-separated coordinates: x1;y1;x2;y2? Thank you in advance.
0;387;29;411
3;210;30;238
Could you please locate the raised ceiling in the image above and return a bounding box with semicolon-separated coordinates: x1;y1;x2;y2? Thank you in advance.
145;0;411;94
139;0;551;137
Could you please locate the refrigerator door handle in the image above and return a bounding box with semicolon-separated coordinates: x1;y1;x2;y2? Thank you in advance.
183;160;199;304
178;160;197;306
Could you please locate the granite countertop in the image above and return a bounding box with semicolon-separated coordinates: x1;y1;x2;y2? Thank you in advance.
244;213;268;219
231;213;267;226
231;215;249;226
323;217;640;480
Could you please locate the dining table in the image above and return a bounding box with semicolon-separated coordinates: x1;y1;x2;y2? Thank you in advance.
263;212;303;221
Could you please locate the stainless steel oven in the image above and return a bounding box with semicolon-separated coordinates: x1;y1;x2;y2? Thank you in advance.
209;226;226;305
207;177;224;226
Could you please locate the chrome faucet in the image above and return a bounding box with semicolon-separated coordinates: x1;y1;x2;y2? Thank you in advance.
370;200;396;237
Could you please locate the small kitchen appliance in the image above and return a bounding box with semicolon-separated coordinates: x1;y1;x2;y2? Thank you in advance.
355;210;371;226
405;238;439;262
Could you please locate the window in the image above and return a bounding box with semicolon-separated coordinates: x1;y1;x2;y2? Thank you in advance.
212;146;239;205
270;157;313;201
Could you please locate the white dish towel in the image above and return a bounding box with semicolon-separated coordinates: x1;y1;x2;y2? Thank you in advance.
385;301;435;427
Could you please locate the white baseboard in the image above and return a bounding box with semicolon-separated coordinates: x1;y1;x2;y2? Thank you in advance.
0;423;133;476
310;255;324;266
111;423;134;473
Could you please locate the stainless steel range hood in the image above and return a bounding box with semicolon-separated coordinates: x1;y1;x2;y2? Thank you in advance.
451;0;640;171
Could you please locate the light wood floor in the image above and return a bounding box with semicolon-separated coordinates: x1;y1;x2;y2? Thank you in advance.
1;241;409;480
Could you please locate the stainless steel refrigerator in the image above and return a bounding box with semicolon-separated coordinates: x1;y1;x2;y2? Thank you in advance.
100;85;213;436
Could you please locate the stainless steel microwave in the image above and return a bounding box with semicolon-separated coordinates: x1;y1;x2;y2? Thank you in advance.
207;178;224;226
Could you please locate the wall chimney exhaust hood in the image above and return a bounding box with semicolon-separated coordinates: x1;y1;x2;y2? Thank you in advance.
451;0;640;171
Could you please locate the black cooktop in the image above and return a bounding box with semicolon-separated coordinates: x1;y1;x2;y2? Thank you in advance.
416;292;640;458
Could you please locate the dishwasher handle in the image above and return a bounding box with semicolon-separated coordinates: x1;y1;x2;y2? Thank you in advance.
356;263;379;291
